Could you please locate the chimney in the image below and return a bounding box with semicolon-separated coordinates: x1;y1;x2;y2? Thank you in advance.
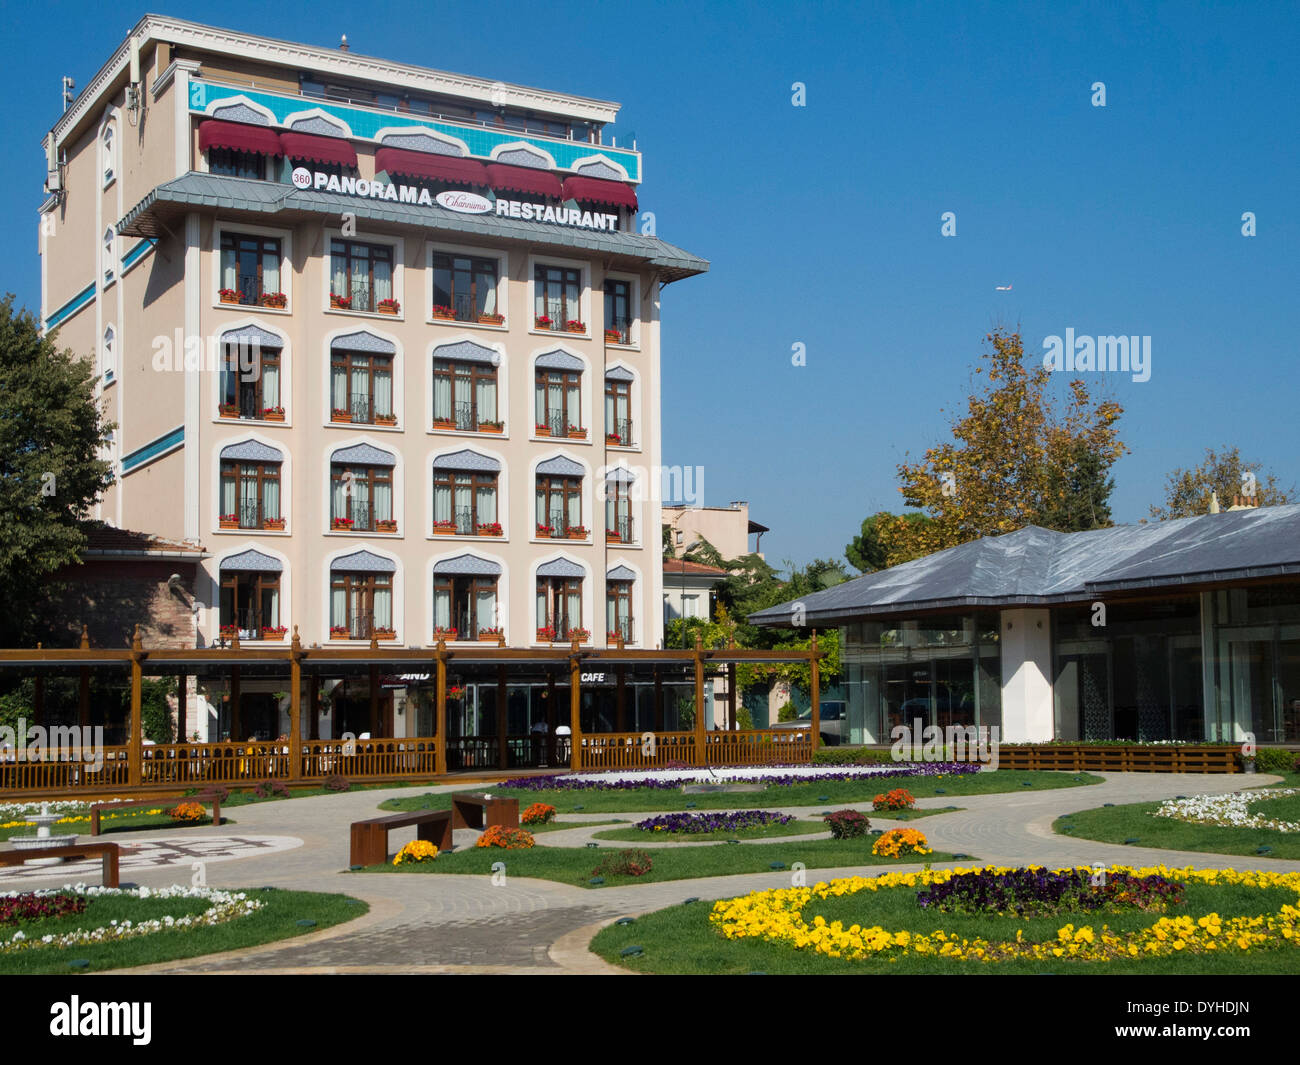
339;35;350;51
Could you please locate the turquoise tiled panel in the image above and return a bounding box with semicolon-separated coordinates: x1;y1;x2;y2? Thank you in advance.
191;82;641;182
122;425;184;473
121;239;155;271
44;282;96;331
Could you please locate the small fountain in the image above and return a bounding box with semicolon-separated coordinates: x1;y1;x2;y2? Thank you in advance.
10;803;78;864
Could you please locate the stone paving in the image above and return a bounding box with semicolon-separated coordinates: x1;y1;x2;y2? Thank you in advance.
6;771;1295;974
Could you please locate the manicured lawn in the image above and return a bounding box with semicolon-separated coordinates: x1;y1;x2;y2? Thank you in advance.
0;889;366;975
591;880;1300;975
360;839;960;888
379;771;1097;816
0;809;225;841
592;819;831;843
528;819;621;834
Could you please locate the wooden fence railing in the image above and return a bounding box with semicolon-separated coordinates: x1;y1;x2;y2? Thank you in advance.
0;746;131;792
701;729;813;765
299;739;439;779
579;731;698;770
995;744;1239;773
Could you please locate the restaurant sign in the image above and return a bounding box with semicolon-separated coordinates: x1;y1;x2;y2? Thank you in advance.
291;168;620;231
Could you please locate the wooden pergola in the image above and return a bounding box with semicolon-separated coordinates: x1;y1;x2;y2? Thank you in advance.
0;626;823;797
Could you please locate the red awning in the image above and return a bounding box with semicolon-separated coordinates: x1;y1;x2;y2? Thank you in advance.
278;131;358;168
375;148;488;187
485;163;564;199
562;176;638;210
198;120;284;157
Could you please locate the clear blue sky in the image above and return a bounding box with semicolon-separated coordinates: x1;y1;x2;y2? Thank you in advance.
6;2;1297;573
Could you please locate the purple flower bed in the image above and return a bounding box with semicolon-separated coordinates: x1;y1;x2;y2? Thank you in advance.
497;762;981;792
916;868;1185;917
635;810;794;834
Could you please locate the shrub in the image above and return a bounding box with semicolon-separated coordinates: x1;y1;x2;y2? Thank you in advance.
202;785;230;803
823;809;871;839
776;702;799;723
323;775;351;793
872;828;931;858
393;840;438;865
1251;748;1299;773
476;825;535;849
592;848;653;878
813;747;894;765
521;802;557;825
872;788;915;811
253;780;290;800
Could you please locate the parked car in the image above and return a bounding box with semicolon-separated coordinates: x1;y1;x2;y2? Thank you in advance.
770;701;846;746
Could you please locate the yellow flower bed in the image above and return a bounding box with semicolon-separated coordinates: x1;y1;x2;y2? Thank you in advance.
393;840;439;865
709;865;1300;963
871;828;930;858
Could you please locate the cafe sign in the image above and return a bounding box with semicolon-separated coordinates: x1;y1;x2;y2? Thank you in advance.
292;168;620;232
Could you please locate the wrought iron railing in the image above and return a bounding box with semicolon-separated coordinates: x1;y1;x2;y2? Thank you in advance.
607;418;633;446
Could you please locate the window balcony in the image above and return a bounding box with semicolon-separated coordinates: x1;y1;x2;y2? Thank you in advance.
534;412;585;439
605;318;634;345
330;500;395;534
607;619;634;644
220;502;283;531
606;516;634;544
434;507;499;537
434;401;501;434
606;419;633;447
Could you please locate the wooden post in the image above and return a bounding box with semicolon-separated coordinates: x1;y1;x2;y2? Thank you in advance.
78;625;90;729
569;640;582;770
616;665;627;732
728;661;738;731
33;674;44;728
654;667;664;731
368;664;380;738
175;674;186;742
546;672;557;763
810;630;821;754
288;627;302;780
230;665;242;741
129;626;143;787
434;641;447;776
309;675;321;740
693;633;705;764
497;664;508;770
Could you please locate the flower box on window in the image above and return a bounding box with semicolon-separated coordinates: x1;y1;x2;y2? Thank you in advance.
330;408;352;423
329;625;350;638
218;514;239;529
477;420;503;433
477;312;504;326
219;624;239;639
565;525;588;540
261;625;288;640
433;626;458;641
536;523;555;538
566;425;587;440
534;423;552;436
376;518;398;533
330;293;352;310
433;416;456;429
606;529;622;543
536;626;557;643
607;630;626;643
477;627;502;641
432;305;456;321
260;292;287;309
219;289;241;305
374;627;397;640
534;315;553;330
564;320;586;334
376;298;400;316
569;628;591;642
375;413;398;427
261;406;285;422
433;520;458;535
218;403;240;418
605;328;624;343
606;431;622;445
262;517;286;531
476;521;502;537
330;517;355;531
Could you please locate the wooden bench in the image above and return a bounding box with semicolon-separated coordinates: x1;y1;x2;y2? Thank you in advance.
89;793;222;836
450;792;520;831
350;810;453;867
0;842;120;887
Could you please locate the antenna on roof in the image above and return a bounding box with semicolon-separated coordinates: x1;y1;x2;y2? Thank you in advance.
339;34;350;51
61;76;76;113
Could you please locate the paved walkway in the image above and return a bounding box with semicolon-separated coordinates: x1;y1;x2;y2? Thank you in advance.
6;772;1294;974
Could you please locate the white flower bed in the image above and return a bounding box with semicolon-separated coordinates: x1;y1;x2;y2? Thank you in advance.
0;883;263;955
0;798;133;823
566;765;901;785
1151;788;1300;833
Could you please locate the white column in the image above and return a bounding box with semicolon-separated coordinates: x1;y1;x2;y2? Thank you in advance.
1000;608;1054;742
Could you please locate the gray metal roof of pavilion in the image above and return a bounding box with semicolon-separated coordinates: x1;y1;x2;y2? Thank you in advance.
117;172;709;283
750;504;1300;627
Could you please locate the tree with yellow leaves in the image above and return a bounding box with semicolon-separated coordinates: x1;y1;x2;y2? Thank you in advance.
877;329;1125;566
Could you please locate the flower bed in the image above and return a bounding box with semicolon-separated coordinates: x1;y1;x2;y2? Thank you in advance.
709;865;1300;964
592;849;652;878
0;893;87;926
521;802;557;825
871;829;931;858
394;840;438;865
1152;788;1300;832
824;810;871;839
499;763;982;791
635;810;793;834
916;868;1184;917
873;788;915;811
475;825;535;849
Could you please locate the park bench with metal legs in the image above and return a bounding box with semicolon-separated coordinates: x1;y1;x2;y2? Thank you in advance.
450;792;520;831
89;792;222;836
0;841;120;887
349;810;453;867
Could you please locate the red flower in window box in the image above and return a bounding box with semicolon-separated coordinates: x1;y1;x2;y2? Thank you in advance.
568;627;591;642
605;328;623;343
330;408;352;423
433;519;458;534
262;625;287;639
262;517;286;531
376;298;400;315
536;523;554;537
329;625;350;638
606;630;626;643
477;626;503;641
534;422;552;436
433;626;458;640
534;315;553;329
477;420;503;433
218;402;240;418
476;521;502;536
565;525;588;540
564;320;585;333
477;312;504;326
566;425;587;440
218;513;239;529
329;293;352;309
330;517;355;530
261;406;285;421
606;528;622;543
375;518;398;533
605;431;622;444
260;292;287;309
218;289;241;304
219;624;239;638
535;625;557;643
432;305;456;320
375;413;398;426
373;627;396;640
433;416;456;429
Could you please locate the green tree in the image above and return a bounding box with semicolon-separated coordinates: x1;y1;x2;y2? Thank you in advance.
846;512;933;573
140;678;176;743
0;297;115;645
1040;438;1115;531
1149;445;1294;521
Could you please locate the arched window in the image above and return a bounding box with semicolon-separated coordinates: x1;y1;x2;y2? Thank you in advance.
102;124;115;186
329;550;395;639
433;450;500;535
432;341;499;432
605;367;633;445
218;549;283;641
102;228;115;282
330;444;396;533
606;565;636;643
102;326;115;383
219;441;284;530
434;555;501;640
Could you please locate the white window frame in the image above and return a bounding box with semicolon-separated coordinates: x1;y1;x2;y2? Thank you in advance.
321;227;406;320
602;270;641;349
425;240;509;331
528;253;590;338
212;221;294;315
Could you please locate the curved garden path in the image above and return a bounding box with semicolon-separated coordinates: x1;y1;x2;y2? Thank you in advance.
8;771;1295;974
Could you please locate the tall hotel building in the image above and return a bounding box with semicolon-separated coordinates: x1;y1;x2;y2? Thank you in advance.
37;16;707;742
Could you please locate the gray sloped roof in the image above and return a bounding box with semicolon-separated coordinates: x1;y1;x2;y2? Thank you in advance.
750;504;1300;627
219;440;283;463
433;449;500;473
331;330;395;354
331;443;396;467
607;565;637;582
538;557;585;578
434;553;502;576
219;548;283;573
537;455;584;478
535;350;584;371
432;340;498;365
604;365;635;382
117;172;708;283
331;549;396;573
